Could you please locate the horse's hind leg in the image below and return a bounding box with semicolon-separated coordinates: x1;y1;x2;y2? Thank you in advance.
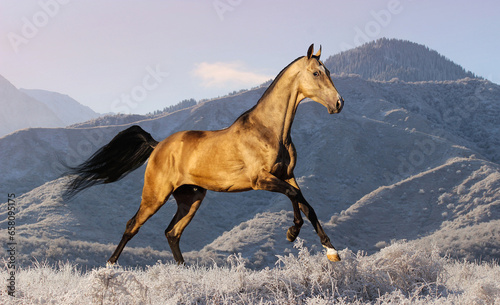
108;184;174;265
165;185;206;264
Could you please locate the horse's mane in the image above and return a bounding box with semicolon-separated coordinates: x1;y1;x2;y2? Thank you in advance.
259;56;304;101
234;56;305;122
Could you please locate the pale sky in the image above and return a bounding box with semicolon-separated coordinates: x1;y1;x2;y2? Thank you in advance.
1;0;499;114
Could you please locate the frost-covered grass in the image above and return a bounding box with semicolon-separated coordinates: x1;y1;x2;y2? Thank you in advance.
2;240;499;304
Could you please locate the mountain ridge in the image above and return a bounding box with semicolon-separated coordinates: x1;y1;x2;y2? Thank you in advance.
324;38;478;82
0;75;102;138
20;88;100;127
0;75;65;137
68;38;485;130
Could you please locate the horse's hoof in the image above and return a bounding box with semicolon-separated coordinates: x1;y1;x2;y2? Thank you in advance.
326;248;341;262
286;227;298;242
106;261;116;268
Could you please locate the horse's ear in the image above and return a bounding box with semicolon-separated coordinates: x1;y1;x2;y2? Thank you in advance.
315;45;322;58
307;44;314;59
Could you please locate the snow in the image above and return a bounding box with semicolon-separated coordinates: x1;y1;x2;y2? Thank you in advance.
1;240;499;304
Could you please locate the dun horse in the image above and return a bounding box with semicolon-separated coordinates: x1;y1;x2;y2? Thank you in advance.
65;45;344;264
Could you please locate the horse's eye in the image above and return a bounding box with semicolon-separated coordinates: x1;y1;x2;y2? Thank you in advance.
313;71;320;77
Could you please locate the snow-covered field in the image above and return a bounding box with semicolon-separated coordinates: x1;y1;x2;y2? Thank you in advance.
2;240;499;304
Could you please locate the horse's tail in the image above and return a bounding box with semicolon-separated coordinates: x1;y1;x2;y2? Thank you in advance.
63;125;159;199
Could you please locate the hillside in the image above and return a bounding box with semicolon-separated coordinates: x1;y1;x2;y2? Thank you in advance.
324;38;478;82
68;99;198;128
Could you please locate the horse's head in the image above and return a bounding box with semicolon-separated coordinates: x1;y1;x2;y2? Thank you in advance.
297;44;344;114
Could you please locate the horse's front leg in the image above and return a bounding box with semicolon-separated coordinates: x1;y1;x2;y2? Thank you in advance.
253;171;340;261
286;177;340;261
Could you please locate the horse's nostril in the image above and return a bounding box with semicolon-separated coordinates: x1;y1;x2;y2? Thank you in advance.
337;97;344;110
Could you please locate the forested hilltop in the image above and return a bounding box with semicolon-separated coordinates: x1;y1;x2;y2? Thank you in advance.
324;38;478;82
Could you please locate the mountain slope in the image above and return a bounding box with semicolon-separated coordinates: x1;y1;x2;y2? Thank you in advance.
0;75;65;137
20;89;100;126
196;155;500;267
324;38;478;82
0;75;102;138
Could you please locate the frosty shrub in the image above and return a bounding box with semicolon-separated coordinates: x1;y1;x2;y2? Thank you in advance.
1;240;499;304
273;239;445;302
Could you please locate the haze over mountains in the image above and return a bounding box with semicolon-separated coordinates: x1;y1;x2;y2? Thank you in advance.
20;89;100;127
0;38;498;269
0;77;100;138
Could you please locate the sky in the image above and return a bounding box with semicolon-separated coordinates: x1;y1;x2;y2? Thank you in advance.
1;0;499;115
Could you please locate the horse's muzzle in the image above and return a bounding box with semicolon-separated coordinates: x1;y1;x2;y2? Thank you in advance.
328;96;344;114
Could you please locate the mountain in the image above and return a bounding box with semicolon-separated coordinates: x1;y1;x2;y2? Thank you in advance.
0;75;101;138
69;98;199;129
0;75;65;137
20;89;100;127
324;38;478;82
0;41;499;269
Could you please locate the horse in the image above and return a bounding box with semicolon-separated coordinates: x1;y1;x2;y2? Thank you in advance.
64;44;344;265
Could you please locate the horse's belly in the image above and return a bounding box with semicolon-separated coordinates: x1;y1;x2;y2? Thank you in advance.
191;173;253;193
186;158;253;193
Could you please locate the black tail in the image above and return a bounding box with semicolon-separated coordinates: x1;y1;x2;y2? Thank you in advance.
63;125;159;199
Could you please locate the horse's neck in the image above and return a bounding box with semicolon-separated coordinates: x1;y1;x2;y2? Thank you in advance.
250;77;302;143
